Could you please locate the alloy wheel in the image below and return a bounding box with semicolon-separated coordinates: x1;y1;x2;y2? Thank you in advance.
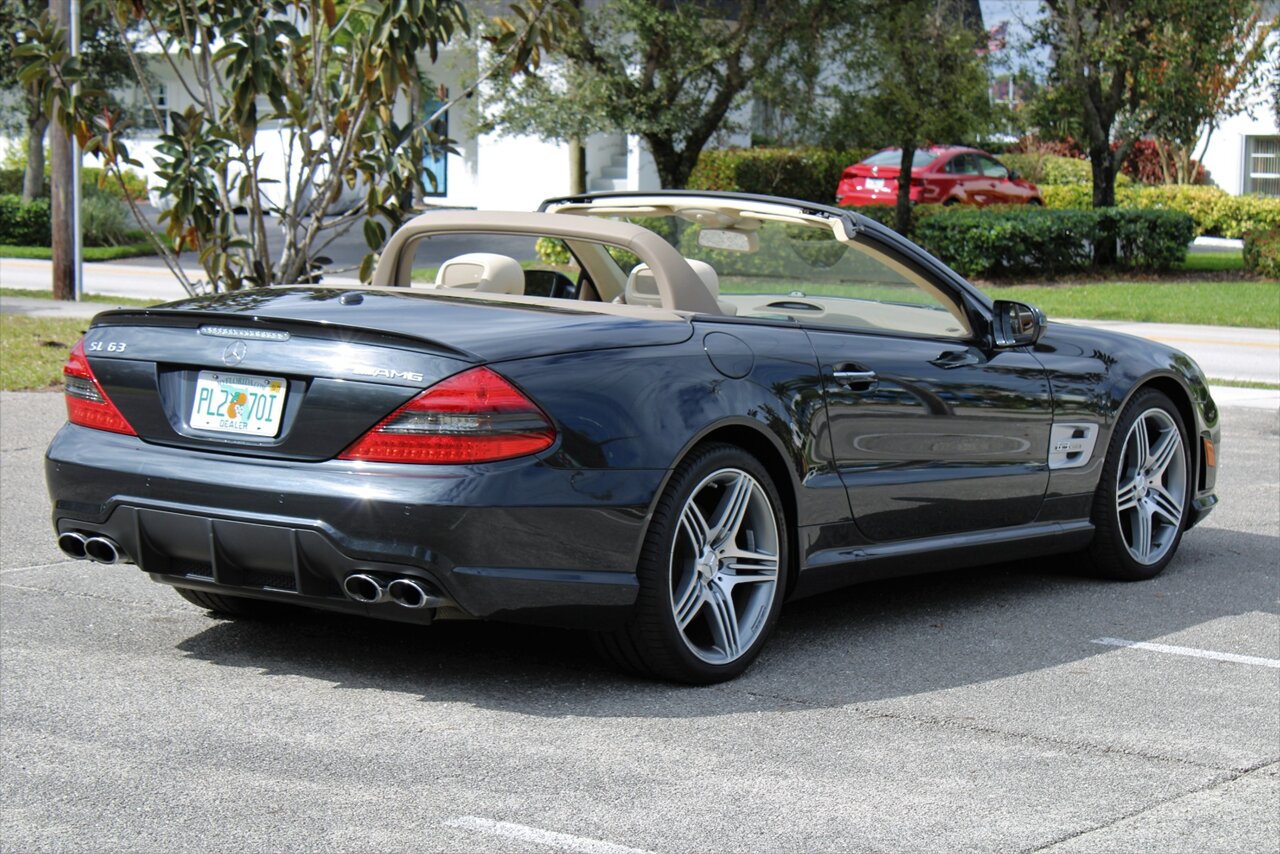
669;468;780;665
1115;408;1187;565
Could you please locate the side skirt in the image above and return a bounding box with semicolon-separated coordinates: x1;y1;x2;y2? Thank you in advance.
790;519;1095;601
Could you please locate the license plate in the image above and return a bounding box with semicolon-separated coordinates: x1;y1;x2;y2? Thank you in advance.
190;371;287;437
865;178;886;190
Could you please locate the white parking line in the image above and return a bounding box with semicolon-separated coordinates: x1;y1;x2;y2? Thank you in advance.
0;562;71;576
1091;637;1280;669
445;816;655;854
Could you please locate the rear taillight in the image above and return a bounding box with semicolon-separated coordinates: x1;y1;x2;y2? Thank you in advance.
337;366;556;464
63;338;136;435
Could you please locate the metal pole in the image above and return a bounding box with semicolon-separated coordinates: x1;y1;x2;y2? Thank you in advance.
70;0;82;302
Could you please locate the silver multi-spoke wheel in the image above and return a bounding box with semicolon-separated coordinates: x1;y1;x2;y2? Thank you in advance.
1115;407;1187;566
669;468;780;665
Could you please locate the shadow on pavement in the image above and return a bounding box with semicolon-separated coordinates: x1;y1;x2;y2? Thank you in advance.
173;524;1277;716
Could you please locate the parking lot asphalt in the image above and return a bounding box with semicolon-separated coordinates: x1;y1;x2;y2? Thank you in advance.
1;391;1277;853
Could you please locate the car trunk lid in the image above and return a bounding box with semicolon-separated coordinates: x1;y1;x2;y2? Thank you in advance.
81;286;692;460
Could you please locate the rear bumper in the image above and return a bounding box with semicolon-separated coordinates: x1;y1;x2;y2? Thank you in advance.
46;424;662;629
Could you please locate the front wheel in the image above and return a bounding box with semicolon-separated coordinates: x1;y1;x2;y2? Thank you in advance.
595;444;787;684
1085;389;1192;580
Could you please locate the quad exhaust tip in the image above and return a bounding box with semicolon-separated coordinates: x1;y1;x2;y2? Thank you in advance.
58;531;127;565
57;531;89;560
344;573;446;609
342;573;388;604
84;536;122;565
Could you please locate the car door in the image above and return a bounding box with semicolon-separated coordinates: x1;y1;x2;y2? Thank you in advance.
977;155;1014;204
800;241;1053;542
947;153;992;205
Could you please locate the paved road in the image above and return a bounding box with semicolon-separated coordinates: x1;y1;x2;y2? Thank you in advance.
1;391;1276;852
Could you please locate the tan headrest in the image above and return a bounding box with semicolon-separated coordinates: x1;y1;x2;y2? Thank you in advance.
434;253;524;295
624;263;663;307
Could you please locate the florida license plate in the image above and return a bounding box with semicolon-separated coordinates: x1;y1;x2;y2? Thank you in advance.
191;371;287;437
865;178;885;190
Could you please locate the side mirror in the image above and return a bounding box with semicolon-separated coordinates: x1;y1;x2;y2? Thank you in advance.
1007;169;1020;181
992;300;1046;347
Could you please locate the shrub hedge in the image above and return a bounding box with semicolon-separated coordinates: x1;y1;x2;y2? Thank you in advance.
912;207;1194;278
1039;183;1280;238
687;148;873;203
0;195;52;245
0;165;147;202
1243;227;1280;279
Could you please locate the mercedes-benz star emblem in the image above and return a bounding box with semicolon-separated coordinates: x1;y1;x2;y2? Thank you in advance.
222;340;248;366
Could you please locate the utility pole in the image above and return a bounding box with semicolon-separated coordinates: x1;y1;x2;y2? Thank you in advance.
49;0;82;301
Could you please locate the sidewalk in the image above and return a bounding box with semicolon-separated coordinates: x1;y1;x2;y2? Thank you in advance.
3;258;1277;409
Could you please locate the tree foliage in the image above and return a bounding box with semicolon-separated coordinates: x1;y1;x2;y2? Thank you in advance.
854;0;992;233
482;0;840;189
17;0;569;293
1140;2;1276;185
0;0;135;200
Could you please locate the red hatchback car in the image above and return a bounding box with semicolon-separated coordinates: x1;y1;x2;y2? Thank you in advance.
836;146;1042;208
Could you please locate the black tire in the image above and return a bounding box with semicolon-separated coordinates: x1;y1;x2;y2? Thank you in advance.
1084;389;1192;581
942;197;959;206
594;443;788;684
174;587;294;618
1026;198;1044;206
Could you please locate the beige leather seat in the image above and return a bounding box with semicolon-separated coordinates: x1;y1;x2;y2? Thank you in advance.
433;253;525;295
624;260;736;315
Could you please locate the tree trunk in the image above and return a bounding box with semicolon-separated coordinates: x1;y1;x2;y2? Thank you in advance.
23;112;48;202
647;135;691;189
569;138;586;194
894;141;915;235
1090;144;1117;266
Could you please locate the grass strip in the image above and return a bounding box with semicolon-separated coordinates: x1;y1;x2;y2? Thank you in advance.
0;316;89;391
0;287;157;306
982;280;1278;329
0;240;159;261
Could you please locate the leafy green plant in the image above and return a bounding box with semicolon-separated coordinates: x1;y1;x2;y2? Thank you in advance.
535;237;571;266
0;194;51;244
18;0;571;293
914;207;1193;278
79;190;130;246
687;148;872;203
1041;183;1280;238
1243;227;1280;279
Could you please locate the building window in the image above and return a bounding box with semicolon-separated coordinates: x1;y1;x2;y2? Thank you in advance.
1244;135;1280;196
135;84;168;134
423;93;448;197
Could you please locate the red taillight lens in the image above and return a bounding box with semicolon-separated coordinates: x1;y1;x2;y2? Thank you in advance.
337;366;556;464
63;338;136;435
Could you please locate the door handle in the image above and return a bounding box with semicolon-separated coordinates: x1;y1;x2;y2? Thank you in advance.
832;366;878;390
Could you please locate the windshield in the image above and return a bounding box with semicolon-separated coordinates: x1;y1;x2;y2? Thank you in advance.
603;214;970;338
862;149;940;168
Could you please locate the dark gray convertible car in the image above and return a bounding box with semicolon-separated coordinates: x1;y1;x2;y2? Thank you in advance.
45;192;1220;683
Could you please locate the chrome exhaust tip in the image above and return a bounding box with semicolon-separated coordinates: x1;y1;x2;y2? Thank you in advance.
57;531;90;560
387;578;436;609
84;536;122;565
343;573;387;604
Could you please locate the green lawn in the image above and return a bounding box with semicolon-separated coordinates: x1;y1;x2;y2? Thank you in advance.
0;287;157;306
1173;251;1244;274
0;316;89;391
0;236;159;262
982;280;1278;328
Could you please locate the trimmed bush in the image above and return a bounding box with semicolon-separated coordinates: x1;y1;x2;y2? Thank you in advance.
688;148;873;203
1243;227;1280;279
0;195;52;245
1041;183;1280;238
80;191;131;246
913;207;1194;278
1098;209;1197;270
0;168;24;196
